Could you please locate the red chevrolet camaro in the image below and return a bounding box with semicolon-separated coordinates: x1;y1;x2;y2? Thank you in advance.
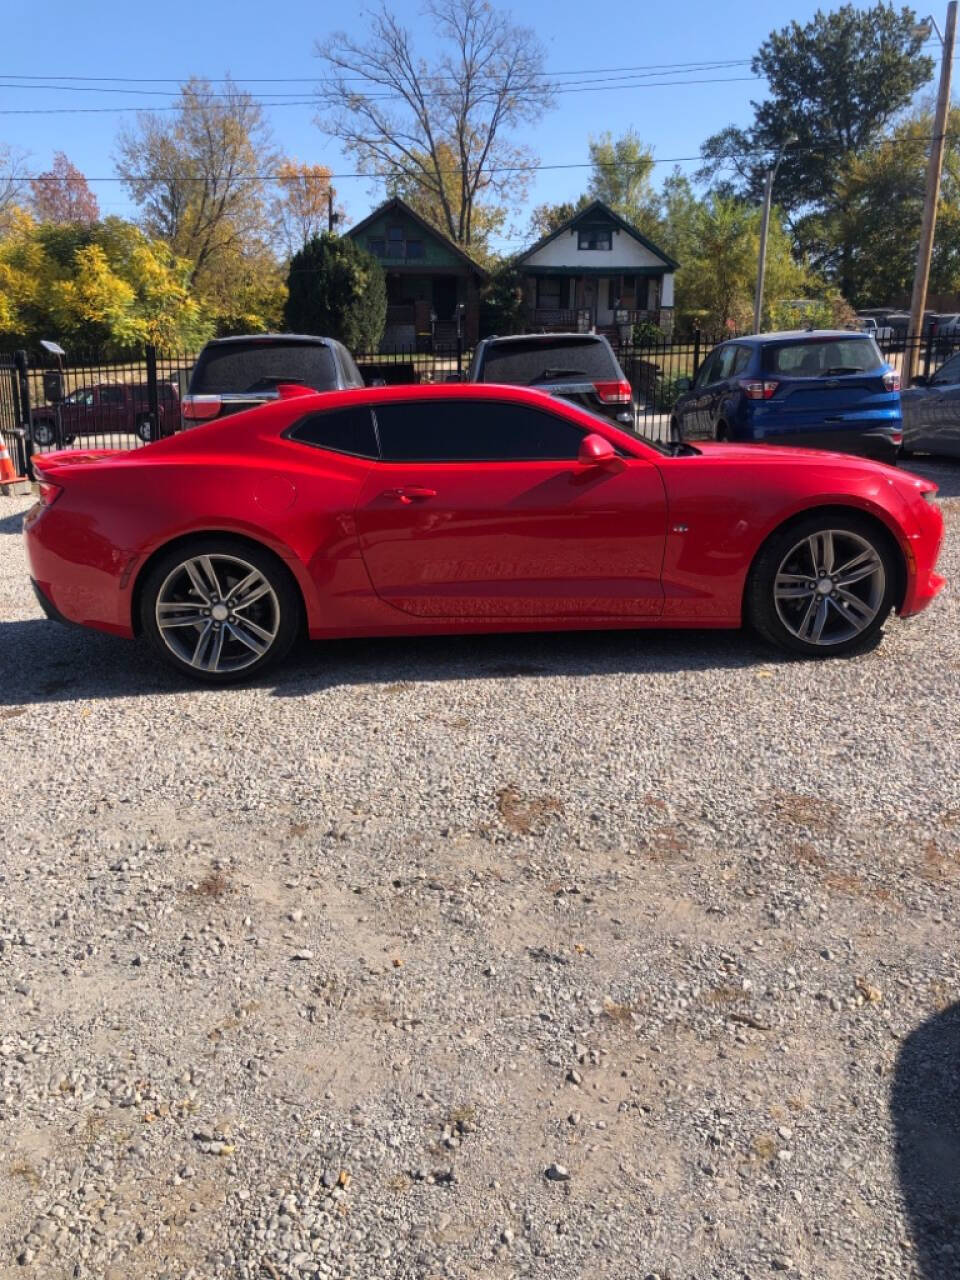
24;383;945;683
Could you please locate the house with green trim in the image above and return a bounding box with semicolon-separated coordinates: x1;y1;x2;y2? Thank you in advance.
514;200;679;337
346;197;487;352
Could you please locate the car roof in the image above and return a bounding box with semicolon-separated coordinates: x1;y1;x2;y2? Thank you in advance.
729;330;877;344
200;333;338;348
480;332;608;344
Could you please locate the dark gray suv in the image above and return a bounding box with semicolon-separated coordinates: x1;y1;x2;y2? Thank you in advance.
467;333;636;429
182;334;364;427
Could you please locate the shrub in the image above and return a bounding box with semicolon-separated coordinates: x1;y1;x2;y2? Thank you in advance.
284;234;387;350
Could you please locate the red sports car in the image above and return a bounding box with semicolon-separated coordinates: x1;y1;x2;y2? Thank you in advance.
24;383;945;683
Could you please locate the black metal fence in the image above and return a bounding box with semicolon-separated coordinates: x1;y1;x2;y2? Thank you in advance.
4;328;959;480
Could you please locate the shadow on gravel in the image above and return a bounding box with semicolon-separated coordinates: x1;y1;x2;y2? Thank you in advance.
0;508;25;535
893;1001;960;1278
902;458;960;498
0;614;823;707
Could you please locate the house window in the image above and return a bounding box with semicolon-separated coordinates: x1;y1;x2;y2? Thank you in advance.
577;226;612;251
368;238;386;257
405;239;423;259
619;275;637;308
387;225;405;248
535;277;563;310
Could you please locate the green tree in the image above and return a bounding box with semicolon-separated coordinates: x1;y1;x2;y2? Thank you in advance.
115;77;282;329
527;197;589;239
678;196;813;332
698;4;934;295
585;130;658;234
478;259;526;335
283;234;386;349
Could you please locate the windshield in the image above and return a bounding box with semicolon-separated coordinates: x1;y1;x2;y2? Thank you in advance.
762;337;883;377
189;341;339;394
479;337;621;385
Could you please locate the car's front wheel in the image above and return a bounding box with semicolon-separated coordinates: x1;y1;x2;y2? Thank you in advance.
32;420;56;446
746;514;898;657
140;537;301;682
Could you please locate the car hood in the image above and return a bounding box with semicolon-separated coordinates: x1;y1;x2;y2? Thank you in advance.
694;440;895;471
691;441;937;500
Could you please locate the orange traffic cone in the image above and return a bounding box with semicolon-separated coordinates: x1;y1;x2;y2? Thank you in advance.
0;436;27;493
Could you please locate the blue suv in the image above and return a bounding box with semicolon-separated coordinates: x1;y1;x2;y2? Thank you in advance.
670;331;902;463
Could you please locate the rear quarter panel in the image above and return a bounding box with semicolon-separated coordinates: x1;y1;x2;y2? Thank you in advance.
654;449;920;622
29;410;379;635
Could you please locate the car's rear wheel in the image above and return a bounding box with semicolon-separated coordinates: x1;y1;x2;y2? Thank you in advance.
140;537;301;683
32;420;56;446
746;514;897;658
135;414;154;443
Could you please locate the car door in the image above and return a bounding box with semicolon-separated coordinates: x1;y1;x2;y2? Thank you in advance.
903;351;960;456
354;397;667;619
705;345;741;434
682;349;719;438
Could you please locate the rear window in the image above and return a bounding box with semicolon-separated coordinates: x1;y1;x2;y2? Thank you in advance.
762;338;883;378
477;337;621;385
190;341;339;394
287;406;378;458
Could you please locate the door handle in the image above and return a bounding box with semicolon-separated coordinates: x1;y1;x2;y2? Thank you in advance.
385;487;437;504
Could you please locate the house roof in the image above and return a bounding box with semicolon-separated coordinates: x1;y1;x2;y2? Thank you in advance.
514;199;680;271
346;197;488;278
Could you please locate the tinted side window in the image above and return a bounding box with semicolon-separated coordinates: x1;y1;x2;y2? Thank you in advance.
933;353;960;384
694;350;719;388
731;346;752;376
374;401;586;462
287;406;379;458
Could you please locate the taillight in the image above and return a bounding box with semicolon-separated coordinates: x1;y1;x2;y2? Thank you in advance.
882;370;901;392
36;477;62;506
182;394;222;421
740;379;779;400
593;379;632;404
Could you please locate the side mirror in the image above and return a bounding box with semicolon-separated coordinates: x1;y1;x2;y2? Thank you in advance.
674;376;692;393
910;374;928;388
578;433;617;467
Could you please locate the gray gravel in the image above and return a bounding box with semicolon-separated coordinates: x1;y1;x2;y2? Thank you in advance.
1;462;959;1280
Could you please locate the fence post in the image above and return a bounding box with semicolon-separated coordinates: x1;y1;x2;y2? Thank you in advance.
692;328;702;378
145;345;160;441
922;328;935;381
14;350;34;477
456;333;463;378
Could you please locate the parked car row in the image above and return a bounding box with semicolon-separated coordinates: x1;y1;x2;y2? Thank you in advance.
26;325;960;461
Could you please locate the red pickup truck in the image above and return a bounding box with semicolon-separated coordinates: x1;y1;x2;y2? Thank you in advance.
31;380;180;446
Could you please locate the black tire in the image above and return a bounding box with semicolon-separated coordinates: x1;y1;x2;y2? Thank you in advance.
715;421;729;442
139;535;302;683
135;415;153;443
746;512;898;658
32;420;56;447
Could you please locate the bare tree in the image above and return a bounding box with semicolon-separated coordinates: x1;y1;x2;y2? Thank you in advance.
315;0;554;248
0;143;31;223
115;77;278;286
271;159;341;257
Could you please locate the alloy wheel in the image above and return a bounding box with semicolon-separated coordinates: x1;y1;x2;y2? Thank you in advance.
773;529;886;647
155;553;280;674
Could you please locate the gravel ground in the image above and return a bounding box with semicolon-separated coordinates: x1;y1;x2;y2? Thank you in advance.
1;461;959;1280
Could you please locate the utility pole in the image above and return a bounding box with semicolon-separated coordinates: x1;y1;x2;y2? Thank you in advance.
753;169;775;334
753;136;797;334
906;1;958;383
327;188;339;235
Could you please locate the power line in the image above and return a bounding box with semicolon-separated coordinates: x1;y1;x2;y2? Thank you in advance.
0;75;764;115
0;58;756;85
14;135;956;184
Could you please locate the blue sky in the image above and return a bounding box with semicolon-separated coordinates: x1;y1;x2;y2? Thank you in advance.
3;0;941;251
